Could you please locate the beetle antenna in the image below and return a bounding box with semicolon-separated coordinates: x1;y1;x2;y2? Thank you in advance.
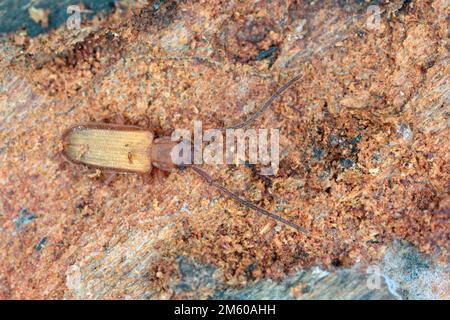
189;165;307;234
225;73;303;130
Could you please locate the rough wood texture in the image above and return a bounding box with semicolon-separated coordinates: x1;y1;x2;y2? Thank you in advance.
0;0;448;299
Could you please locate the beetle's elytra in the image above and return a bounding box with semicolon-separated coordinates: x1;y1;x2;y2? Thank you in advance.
62;123;182;174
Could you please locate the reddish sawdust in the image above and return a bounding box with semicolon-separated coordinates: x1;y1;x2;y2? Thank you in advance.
0;0;448;298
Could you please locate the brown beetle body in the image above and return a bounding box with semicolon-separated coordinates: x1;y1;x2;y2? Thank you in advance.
61;73;307;233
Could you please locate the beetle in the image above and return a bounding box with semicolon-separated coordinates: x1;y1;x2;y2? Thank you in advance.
61;74;306;233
